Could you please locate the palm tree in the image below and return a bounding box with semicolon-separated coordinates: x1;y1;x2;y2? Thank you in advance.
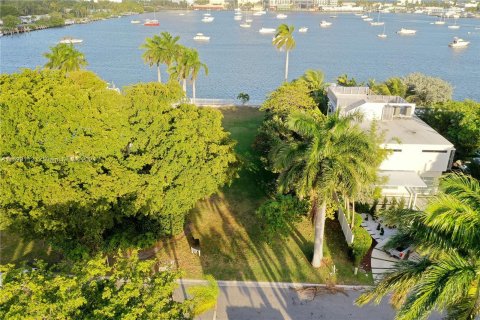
168;46;191;93
272;24;296;82
297;69;328;112
356;173;480;320
141;32;180;83
43;43;87;72
272;111;383;267
187;49;208;103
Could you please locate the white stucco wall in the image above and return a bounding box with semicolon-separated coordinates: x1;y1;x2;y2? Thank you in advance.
380;143;454;174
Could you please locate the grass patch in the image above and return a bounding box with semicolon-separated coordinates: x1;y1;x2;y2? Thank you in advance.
0;231;61;266
155;106;373;285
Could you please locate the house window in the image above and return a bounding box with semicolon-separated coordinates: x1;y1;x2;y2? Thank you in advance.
422;150;448;153
385;149;402;152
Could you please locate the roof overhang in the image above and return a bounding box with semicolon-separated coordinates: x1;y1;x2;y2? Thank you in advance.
378;171;427;188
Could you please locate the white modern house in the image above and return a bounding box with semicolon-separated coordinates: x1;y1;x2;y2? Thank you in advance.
327;85;455;208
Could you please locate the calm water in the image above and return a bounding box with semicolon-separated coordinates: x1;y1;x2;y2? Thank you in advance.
1;11;479;101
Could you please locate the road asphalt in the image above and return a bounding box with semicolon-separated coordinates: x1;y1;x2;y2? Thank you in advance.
174;280;443;320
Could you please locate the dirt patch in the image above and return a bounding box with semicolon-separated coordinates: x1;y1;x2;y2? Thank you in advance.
360;238;378;272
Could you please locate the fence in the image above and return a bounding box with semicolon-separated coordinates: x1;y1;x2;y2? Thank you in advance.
337;206;354;245
188;98;263;107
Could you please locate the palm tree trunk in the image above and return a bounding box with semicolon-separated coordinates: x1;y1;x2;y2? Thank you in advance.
284;50;289;82
351;200;355;227
312;200;327;268
182;79;187;93
157;65;162;83
192;79;196;103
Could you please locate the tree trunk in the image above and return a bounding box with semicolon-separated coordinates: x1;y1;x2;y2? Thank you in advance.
284;50;289;82
182;79;187;93
192;79;196;103
351;200;355;227
311;200;327;268
157;65;162;83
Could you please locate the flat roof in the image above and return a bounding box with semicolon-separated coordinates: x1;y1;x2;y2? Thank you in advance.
360;116;454;147
378;171;427;188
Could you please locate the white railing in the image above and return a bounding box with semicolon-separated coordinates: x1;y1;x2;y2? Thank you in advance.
188;98;263;107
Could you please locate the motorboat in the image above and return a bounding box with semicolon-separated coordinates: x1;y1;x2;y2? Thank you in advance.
299;27;308;33
276;14;287;19
193;33;210;41
234;15;242;21
397;28;416;35
253;11;266;16
130;20;141;24
201;16;214;22
449;37;469;48
370;21;384;26
259;27;276;34
320;20;332;27
240;23;251;28
235;11;242;15
246;18;253;23
204;13;211;16
434;20;445;25
59;37;83;44
179;13;185;16
354;13;362;16
363;17;373;22
361;14;368;18
144;19;159;26
330;15;337;18
448;25;460;29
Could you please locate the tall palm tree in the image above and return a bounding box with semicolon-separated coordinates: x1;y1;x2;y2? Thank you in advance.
168;46;191;93
272;111;382;267
140;32;180;83
356;173;480;320
43;43;87;72
272;24;296;82
187;49;208;103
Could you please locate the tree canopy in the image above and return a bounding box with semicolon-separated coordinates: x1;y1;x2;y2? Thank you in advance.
418;99;480;157
44;43;88;72
403;73;453;106
0;69;237;257
0;253;193;319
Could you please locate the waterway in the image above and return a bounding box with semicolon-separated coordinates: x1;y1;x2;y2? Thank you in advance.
1;11;479;101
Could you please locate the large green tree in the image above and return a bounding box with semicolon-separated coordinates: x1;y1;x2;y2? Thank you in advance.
272;111;385;267
0;253;194;319
43;43;88;72
141;32;181;83
272;24;296;82
0;69;237;256
403;73;453;106
356;174;480;320
418;99;480;158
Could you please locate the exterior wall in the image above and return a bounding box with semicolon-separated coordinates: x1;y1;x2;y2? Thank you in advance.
380;143;454;174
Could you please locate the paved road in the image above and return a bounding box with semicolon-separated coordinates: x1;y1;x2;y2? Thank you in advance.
175;280;442;320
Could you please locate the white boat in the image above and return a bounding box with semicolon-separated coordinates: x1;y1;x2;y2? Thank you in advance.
245;18;253;22
240;23;251;28
449;37;469;48
144;19;159;26
234;15;242;21
193;33;210;41
299;27;308;33
130;20;141;24
276;14;287;19
259;27;276;34
320;20;332;27
361;14;368;18
448;25;460;29
363;18;373;22
204;13;211;16
59;37;83;44
378;24;387;38
370;21;384;26
354;13;362;16
201;16;214;23
434;20;445;25
235;11;242;15
330;15;337;18
397;28;416;35
179;13;185;16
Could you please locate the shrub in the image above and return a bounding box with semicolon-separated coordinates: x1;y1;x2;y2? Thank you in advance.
350;214;373;267
236;92;250;105
256;194;309;242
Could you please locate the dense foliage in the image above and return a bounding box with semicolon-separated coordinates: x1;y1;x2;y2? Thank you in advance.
256;194;309;242
403;72;453;106
418;100;480;157
187;275;220;316
44;43;88;72
357;174;480;320
0;253;192;319
350;213;372;267
0;69;237;257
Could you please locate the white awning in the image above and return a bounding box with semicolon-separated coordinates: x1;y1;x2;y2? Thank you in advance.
378;171;427;188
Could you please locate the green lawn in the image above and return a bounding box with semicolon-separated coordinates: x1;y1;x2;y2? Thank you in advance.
156;106;373;285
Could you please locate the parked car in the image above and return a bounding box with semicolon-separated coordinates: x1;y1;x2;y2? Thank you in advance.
387;245;411;260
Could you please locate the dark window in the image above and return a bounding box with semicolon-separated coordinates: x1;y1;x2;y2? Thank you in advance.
386;149;402;152
422;150;448;153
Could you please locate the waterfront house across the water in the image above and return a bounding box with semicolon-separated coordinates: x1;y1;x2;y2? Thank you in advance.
327;85;455;207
